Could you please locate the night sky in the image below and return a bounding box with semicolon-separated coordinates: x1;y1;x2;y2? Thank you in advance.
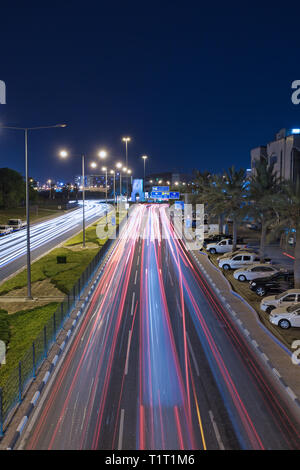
0;1;300;183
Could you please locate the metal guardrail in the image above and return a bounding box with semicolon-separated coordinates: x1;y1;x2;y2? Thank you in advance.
0;213;127;436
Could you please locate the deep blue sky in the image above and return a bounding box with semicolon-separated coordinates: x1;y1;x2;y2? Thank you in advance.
0;1;300;182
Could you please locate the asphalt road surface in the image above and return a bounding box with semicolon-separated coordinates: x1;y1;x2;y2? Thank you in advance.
0;200;110;282
20;204;300;450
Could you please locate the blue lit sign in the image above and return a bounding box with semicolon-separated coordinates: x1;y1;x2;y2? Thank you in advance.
152;186;169;192
174;201;184;210
169;192;180;199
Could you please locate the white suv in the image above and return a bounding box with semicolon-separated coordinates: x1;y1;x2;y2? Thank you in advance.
219;253;261;270
260;289;300;313
233;264;279;282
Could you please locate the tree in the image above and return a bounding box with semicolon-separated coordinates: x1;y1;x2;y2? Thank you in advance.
248;158;281;262
273;178;300;288
205;166;247;250
0;168;25;208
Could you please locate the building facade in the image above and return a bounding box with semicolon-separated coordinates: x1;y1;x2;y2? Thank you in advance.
251;128;300;182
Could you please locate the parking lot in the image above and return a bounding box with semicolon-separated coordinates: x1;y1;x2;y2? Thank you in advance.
202;226;299;350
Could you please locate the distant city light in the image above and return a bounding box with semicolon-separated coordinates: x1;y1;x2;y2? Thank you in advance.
291;128;300;134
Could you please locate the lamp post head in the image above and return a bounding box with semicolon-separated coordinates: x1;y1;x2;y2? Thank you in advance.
116;162;122;169
122;137;131;143
59;150;68;158
98;150;107;159
90;162;97;169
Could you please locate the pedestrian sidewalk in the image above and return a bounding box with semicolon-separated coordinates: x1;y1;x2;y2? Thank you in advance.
190;247;300;415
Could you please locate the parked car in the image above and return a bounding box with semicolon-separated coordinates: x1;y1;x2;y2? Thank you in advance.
8;219;26;231
206;238;247;255
217;248;258;262
202;233;231;248
233;264;279;282
0;225;13;236
260;289;300;314
249;271;294;297
218;253;265;270
269;303;300;329
245;222;261;231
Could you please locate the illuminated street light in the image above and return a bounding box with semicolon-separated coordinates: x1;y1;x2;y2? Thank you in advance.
0;123;66;299
141;155;148;182
122;137;131;200
110;170;116;206
98;150;107;159
59;149;88;247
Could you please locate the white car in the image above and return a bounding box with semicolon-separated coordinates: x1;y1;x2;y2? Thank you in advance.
219;253;262;270
269;303;300;329
233;264;279;282
0;225;13;236
206;238;247;254
217;249;258;262
260;289;300;313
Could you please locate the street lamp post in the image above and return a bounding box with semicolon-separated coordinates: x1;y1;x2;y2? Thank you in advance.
122;137;131;200
110;170;116;207
60;149;107;248
102;166;108;223
82;155;86;247
1;123;66;299
116;162;123;198
60;150;86;247
142;155;148;192
127;169;132;199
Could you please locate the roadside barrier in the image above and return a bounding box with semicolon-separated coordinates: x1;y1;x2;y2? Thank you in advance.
0;214;126;436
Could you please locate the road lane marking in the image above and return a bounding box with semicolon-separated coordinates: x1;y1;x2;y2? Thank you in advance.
186;333;200;377
131;292;136;316
134;270;138;285
209;410;225;450
137;255;140;266
125;330;132;375
117;409;125;450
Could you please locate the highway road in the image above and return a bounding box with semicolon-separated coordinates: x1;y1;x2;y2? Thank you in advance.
20;204;300;450
0;200;110;282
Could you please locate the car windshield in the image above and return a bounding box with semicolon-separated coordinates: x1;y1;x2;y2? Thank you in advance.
275;292;287;300
287;304;300;313
0;226;7;229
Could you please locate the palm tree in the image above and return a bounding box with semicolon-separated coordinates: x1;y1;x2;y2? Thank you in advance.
206;166;247;250
248;158;281;262
193;170;226;233
273;177;300;288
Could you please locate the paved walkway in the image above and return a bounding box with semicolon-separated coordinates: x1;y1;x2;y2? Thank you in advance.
190;246;300;416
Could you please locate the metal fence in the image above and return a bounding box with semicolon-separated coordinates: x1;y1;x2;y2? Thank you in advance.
0;216;126;436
